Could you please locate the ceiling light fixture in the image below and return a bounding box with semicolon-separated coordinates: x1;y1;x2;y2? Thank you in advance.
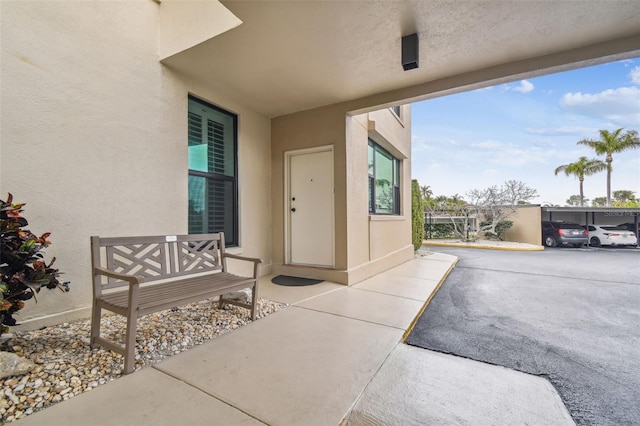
401;33;419;71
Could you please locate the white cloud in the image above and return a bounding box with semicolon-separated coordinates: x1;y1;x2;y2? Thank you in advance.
481;169;501;179
629;66;640;85
560;86;640;127
525;126;597;137
470;139;504;149
411;134;457;152
411;134;428;144
512;79;534;93
502;80;535;93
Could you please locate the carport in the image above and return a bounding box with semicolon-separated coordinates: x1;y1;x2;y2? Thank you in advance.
542;206;640;247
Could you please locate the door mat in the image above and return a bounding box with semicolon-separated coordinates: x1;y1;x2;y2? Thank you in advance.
271;275;324;287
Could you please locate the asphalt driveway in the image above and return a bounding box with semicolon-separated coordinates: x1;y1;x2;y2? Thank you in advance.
406;246;640;426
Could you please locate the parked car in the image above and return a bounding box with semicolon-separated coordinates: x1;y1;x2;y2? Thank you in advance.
618;222;640;239
586;225;638;247
541;221;588;247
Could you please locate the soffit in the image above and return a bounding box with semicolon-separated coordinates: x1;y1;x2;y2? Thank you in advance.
161;1;640;117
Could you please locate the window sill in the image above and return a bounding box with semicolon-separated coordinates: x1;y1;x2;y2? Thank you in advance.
369;215;405;221
226;246;244;255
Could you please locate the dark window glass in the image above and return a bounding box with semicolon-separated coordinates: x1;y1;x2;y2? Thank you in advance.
368;139;401;215
188;96;238;246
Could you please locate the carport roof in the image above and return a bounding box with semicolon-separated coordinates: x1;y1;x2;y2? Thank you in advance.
542;207;640;214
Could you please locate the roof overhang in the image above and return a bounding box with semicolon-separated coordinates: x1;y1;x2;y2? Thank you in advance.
160;1;640;117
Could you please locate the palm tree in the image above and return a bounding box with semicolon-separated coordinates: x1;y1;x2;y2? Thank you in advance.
577;128;640;206
554;157;607;207
420;185;433;202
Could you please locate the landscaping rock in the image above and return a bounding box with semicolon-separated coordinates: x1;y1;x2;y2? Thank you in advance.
222;288;251;304
0;352;36;379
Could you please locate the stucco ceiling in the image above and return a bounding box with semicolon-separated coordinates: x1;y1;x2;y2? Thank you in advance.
162;1;640;118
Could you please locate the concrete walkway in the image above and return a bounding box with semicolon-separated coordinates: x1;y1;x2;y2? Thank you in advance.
15;250;573;426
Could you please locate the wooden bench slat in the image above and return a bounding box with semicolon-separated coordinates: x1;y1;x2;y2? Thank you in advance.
100;274;253;311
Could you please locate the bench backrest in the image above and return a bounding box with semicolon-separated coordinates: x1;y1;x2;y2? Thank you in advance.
91;233;227;292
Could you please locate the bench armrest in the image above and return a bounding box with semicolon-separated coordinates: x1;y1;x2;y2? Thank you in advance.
93;266;145;284
221;253;262;279
222;253;262;264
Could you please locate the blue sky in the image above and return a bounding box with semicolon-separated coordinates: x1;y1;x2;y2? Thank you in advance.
411;58;640;206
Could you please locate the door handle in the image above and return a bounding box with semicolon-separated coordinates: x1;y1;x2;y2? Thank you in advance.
291;208;296;212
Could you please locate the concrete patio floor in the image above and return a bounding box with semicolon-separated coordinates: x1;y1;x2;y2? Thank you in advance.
14;251;574;426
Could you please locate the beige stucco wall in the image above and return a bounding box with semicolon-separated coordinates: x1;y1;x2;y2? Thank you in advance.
271;105;413;285
503;205;543;245
348;107;413;283
1;0;413;330
1;1;272;328
158;0;242;60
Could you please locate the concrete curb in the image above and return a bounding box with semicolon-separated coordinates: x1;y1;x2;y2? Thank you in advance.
402;256;459;341
423;240;545;251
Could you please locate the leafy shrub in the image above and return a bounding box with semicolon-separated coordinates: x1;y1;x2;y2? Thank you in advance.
479;220;513;241
411;180;425;251
424;223;457;239
1;193;69;334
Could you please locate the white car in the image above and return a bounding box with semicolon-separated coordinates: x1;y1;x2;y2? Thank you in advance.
586;225;638;247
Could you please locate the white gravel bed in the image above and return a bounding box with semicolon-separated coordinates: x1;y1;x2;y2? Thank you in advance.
1;297;287;423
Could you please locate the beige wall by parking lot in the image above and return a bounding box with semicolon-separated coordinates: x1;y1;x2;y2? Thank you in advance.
503;205;542;246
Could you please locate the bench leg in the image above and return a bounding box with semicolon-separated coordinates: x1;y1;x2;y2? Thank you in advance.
90;303;101;349
123;314;137;374
250;282;257;321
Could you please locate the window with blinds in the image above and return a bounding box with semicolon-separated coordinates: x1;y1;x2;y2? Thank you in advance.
187;96;238;246
368;139;401;215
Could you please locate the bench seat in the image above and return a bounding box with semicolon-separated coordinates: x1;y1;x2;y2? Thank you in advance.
97;272;255;316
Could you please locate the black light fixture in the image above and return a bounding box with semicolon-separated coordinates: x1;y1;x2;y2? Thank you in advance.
401;33;419;71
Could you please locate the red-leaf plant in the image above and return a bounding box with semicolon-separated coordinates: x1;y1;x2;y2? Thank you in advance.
0;193;69;334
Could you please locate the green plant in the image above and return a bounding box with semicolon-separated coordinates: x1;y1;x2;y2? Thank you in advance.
424;223;457;239
1;193;69;334
411;180;425;251
479;220;513;241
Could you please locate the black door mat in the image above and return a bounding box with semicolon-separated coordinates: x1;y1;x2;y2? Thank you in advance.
271;275;324;286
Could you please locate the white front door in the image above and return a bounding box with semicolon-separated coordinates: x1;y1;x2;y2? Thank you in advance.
287;147;334;267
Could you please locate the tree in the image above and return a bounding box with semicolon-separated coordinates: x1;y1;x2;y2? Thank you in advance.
592;197;607;207
411;180;425;251
420;185;433;202
612;190;637;204
466;180;538;240
611;190;639;207
554;156;606;207
577;128;640;206
566;195;590;207
424;194;474;241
